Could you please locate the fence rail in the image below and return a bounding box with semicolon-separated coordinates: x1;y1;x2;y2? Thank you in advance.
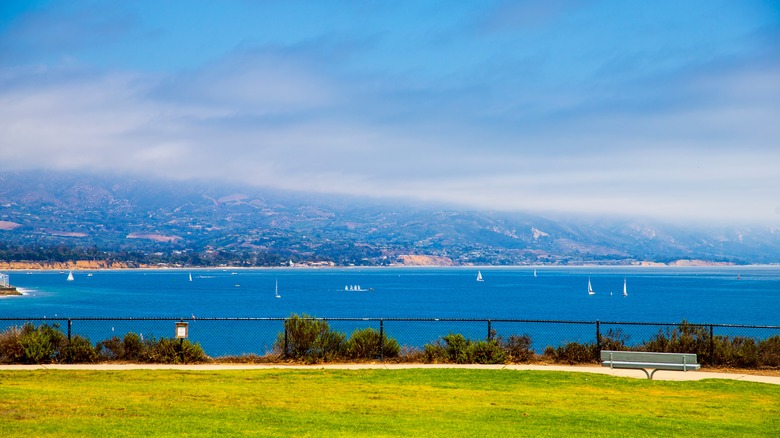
2;317;779;367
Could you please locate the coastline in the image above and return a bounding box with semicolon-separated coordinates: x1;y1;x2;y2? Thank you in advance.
0;261;776;272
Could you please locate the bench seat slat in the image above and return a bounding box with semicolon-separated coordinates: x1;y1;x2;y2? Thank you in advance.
600;350;698;365
603;360;701;371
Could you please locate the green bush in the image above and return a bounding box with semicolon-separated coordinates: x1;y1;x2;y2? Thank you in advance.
758;336;780;368
500;334;535;363
19;323;67;364
98;336;124;360
345;328;400;359
0;326;24;363
276;314;346;363
143;337;208;364
468;340;507;364
711;336;760;369
600;328;629;351
423;334;506;364
122;333;146;361
64;335;99;363
641;321;710;360
544;342;597;364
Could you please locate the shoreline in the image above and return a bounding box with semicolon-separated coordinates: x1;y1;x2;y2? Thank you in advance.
0;261;780;273
0;263;777;272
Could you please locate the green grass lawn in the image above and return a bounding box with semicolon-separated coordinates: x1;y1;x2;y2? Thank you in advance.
1;369;779;437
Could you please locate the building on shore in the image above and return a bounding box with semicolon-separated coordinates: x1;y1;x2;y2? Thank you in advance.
0;272;20;295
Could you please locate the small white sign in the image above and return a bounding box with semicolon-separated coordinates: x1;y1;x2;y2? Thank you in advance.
175;322;188;339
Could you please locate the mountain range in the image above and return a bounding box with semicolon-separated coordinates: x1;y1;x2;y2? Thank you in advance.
1;171;778;267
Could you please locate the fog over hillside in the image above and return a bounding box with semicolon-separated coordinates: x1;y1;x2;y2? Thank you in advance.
1;171;778;267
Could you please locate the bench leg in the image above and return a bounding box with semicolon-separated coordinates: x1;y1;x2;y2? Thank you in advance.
638;368;653;380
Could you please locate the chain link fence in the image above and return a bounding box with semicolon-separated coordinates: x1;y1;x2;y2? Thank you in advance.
1;317;779;367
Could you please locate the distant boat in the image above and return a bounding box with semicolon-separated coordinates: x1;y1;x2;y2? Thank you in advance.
67;271;74;282
476;271;484;282
87;273;93;277
588;277;595;295
189;272;193;282
623;278;628;297
534;269;537;278
345;284;370;291
275;279;281;298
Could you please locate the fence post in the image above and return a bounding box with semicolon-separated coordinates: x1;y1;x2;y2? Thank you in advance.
487;320;492;341
283;319;288;360
595;320;601;357
67;319;72;364
709;325;715;366
379;319;384;362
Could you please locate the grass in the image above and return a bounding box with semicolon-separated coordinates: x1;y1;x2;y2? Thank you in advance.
1;369;779;436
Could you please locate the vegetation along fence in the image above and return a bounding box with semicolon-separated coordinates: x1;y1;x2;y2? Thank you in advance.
1;317;779;368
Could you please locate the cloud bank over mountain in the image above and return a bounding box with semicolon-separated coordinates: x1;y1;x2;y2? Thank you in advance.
1;1;779;223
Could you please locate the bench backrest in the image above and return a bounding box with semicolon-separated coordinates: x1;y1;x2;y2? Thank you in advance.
601;350;698;365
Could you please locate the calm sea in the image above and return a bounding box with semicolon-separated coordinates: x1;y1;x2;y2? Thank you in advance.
1;266;779;325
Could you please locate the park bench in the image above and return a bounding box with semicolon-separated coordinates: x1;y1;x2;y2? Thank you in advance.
600;350;701;380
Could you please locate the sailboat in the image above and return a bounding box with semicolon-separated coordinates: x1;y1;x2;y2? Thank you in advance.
66;271;74;282
587;277;595;295
188;272;193;282
476;271;484;282
533;269;537;278
622;278;628;297
275;279;281;298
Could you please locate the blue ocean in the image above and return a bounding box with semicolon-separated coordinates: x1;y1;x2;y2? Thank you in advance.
2;266;778;325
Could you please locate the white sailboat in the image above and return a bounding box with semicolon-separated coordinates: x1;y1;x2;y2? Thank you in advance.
476;271;484;282
275;279;281;298
623;278;628;297
533;269;537;278
189;272;193;282
587;277;595;295
66;271;74;282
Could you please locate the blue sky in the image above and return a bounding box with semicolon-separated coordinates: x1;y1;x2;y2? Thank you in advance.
1;1;779;223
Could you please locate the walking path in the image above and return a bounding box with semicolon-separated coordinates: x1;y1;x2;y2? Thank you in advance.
1;363;779;385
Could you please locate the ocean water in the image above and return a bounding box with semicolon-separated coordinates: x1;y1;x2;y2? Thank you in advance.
1;266;779;325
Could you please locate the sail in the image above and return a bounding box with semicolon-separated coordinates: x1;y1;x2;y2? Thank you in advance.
189;272;193;282
588;278;594;295
67;271;74;281
476;271;484;282
623;278;627;297
275;279;280;298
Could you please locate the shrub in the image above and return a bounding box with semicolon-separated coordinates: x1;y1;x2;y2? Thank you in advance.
423;333;506;364
18;323;67;364
758;336;780;368
397;346;426;363
468;340;507;364
64;335;99;363
122;333;146;361
345;328;400;360
544;342;597;364
600;328;629;351
144;337;208;364
275;314;346;363
98;336;124;360
723;337;759;368
642;321;710;360
500;334;535;363
0;326;24;363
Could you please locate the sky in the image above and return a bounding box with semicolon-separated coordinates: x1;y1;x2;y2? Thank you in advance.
1;0;779;224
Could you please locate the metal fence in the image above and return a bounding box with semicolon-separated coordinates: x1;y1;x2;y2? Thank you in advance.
1;317;779;366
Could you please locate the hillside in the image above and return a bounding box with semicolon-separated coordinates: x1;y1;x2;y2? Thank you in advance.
1;171;778;267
